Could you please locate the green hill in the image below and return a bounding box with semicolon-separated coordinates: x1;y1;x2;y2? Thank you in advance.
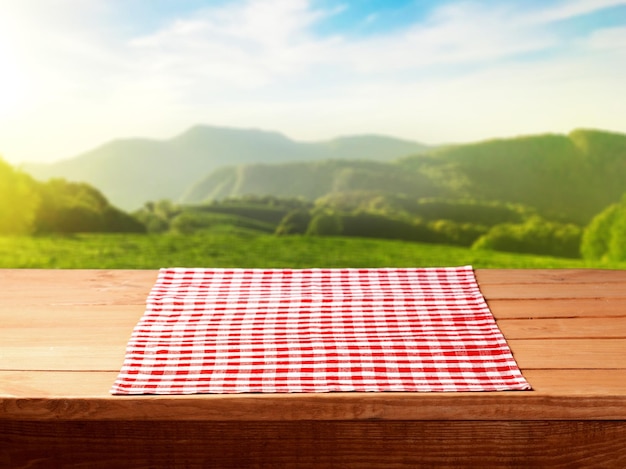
23;125;626;226
24;125;429;210
185;128;626;225
399;129;626;224
0;157;144;235
181;159;440;203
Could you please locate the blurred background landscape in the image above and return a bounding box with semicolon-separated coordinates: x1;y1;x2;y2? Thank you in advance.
1;0;625;269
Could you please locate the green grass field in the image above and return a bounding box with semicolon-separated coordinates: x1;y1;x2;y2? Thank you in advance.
1;231;623;269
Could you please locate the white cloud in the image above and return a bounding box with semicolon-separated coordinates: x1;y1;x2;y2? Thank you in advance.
0;0;625;163
528;0;626;23
584;26;626;50
128;0;340;88
336;3;555;74
127;0;556;81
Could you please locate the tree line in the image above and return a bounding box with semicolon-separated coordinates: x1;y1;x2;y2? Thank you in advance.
134;193;616;261
3;157;626;262
0;158;144;235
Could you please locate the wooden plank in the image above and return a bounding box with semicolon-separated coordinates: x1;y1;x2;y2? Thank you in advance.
0;371;117;397
4;269;625;296
497;317;626;339
3;268;625;312
6;332;624;372
2;420;626;468
509;339;626;369
0;328;134;346
2;388;626;421
487;298;626;319
0;328;132;370
480;283;626;299
10;296;626;326
0;269;156;306
5;268;624;290
0;345;125;371
0;305;144;328
477;269;626;284
522;370;626;395
2;269;626;427
3;370;625;400
2;370;626;421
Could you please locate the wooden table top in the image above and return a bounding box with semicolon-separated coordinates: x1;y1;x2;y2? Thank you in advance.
1;268;625;422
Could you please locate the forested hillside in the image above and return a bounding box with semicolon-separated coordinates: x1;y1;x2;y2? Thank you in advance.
24;126;626;227
9;126;626;262
0;158;144;235
582;194;626;262
25;125;429;210
400;129;626;225
181;160;441;203
135;194;582;259
187;129;626;226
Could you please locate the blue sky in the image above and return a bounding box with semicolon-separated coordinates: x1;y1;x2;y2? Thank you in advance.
0;0;625;163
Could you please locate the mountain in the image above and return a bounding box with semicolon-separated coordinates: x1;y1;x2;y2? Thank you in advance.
398;129;626;224
23;125;626;225
181;159;441;203
24;125;429;210
185;128;626;225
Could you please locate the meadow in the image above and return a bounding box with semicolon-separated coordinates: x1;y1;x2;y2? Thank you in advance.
1;230;624;270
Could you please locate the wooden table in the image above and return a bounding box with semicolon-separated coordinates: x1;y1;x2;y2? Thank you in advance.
1;269;625;468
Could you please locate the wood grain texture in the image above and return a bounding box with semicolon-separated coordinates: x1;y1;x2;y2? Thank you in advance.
3;391;626;421
0;344;126;371
4;333;625;372
487;297;626;318
2;369;625;399
2;268;626;467
509;338;626;369
0;305;144;328
2;420;626;469
476;268;626;284
480;282;626;299
497;317;626;339
0;269;156;306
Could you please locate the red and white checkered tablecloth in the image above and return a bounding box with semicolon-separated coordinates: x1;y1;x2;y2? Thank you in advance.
111;266;530;394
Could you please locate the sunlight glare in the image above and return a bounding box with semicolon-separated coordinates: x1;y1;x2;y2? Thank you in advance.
0;11;30;118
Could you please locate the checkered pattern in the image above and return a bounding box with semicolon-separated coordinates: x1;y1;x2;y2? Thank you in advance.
111;266;530;394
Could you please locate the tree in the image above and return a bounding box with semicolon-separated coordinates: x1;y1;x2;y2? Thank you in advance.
34;178;145;234
581;195;626;262
306;212;343;236
0;158;39;235
134;200;180;233
427;220;488;247
472;217;582;258
339;211;436;242
275;209;312;235
0;158;145;235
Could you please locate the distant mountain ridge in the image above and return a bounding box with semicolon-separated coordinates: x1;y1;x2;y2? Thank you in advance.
398;128;626;224
24;125;430;210
23;125;626;226
186;128;626;225
181;159;441;203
